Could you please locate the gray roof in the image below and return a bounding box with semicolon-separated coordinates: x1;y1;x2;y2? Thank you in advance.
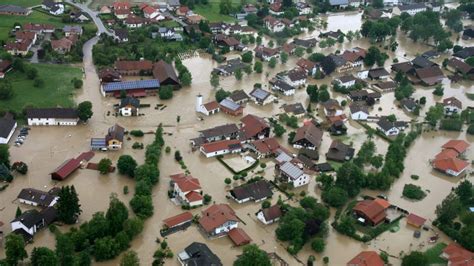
12;210;43;229
349;104;369;114
0;116;16;139
329;54;346;67
0;5;29;14
280;161;303;180
199;124;239;138
102;79;160;92
329;0;349;5
397;3;426;11
229;90;249;102
17;188;57;207
272;79;295;92
26;108;78;119
120;96;140;108
412;56;436;68
230;180;273;201
219;98;241;111
182;242;223;266
63;25;82;33
275;151;292;164
250;88;271;101
283;103;305;115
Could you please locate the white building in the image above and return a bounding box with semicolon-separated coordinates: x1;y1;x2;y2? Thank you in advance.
17;188;59;208
271;79;296;96
26;108;79;126
0;115;17;144
200;139;242;158
442;97;462;116
199;204;239;237
171;174;203;207
256;205;282;225
335;75;357;88
278;161;310;187
393;3;427;16
350;105;369;121
196;95;220;116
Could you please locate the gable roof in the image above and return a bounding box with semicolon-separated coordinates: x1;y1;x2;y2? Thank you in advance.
249;87;271;101
228;228;252;246
443;97;462;109
199;204;238;233
280;161;304;180
240;114;269;139
283;103;305;115
153;60;179;84
230;180;273;201
347;251;384;266
199;124;239;138
171;174;201;192
229;90;249;102
442;140;469;154
433;157;469;173
406;213;426;227
163;212;193;228
447;58;473;74
115;60;153;71
26;108;78;119
120;96;140;108
0;115;16;139
250;137;281;155
106;124;125;142
294;123;323;148
183;242;223;266
442;243;474;266
353;199;389;224
261;205;282;221
412;56;436;68
201;139;241;153
17;188;57;207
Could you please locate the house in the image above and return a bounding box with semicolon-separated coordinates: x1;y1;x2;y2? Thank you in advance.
23;23;55;34
0;60;12;78
329;120;348;136
63;25;83;37
270;79;296;96
200;139;242;158
193;124;240;144
228;228;252;246
277;161;311;187
269;2;283;15
99;68;121;83
441;243;474;266
347;251;384;266
242;4;257;14
196;95;220;116
454;47;474;60
322;99;343;117
115;60;153;76
447;58;474;76
463;27;474;40
5;39;34;56
113;1;131;19
335;75;357;88
376;117;407;136
442;140;470;154
392;3;427;16
157;27;181;41
42;0;64;15
341;48;366;69
229;90;250;104
263;16;285;33
327;54;352;73
320;31;344;40
391;61;413;74
368;68;390;80
141;4;161;20
176;6;191;16
283;103;305;118
105;124;125;150
240;114;270;141
329;0;349;8
153;60;180;86
433;157;469;177
293;122;323;150
100;5;111;14
406;213;426;228
219;98;243;116
0;5;31;16
26;108;79;126
292;38;317;49
326;141;355;162
229;180;273;203
212;58;247;76
296;2;312;15
374;81;396;93
198;204;239;237
186;14;204;24
443;97;462;116
163;212;193;229
117;97;140;117
101;79;160;97
177;242;223;266
256;205;282;225
170;173;203;206
51;152;94;180
353;198;390;226
17;188;59;208
114;28;129;42
350;104;369;121
282;43;296;55
51;37;75;54
412;56;437;69
71;12;90;23
422;50;440;59
249;87;274;105
398;98;417;113
297;58;318;76
0;114;16;144
11;207;57;240
254;46;280;61
414;66;444;86
124;15;146;28
246;137;282;158
284;68;307;87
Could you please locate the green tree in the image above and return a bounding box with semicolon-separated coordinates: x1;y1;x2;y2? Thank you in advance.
215;88;231;102
120;250;140;266
224;177;232;185
117;155;137;177
318;88;330;102
241;51;253;63
123;217;144;239
210;73;219;88
372;0;383;8
71;77;83;89
402;251;428;266
335;162;365;197
268;57;277;68
26;66;38;79
33;78;44;88
31;247;58;266
432;84;444;96
311;238;325;253
436;193;462;224
402;184;426;200
455;180;472;205
273;123;286;137
159;86;174;100
179;71;192;86
5;233;27;266
233;244;271;266
235;69;243;80
321;186;348;207
130;194;153;219
0;144;10;168
280;52;288;64
94;236;120;261
106;194;129;235
77;101;93;122
254;61;263;73
0;80;14;100
57;185;82;224
98;158;112;175
321;56;336;75
15;206;22;218
425;104;444;127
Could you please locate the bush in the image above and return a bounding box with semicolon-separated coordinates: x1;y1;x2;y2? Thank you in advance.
410;175;419;180
159;86;173;100
402;184;426;200
174;151;182;162
311;238;325;253
130;130;144;137
165;146;171;153
132;142;144;149
440;119;463;131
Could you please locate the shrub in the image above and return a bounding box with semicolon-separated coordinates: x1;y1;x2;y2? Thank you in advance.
165;146;171;153
410;175;419;180
159;86;173;100
311;238;325;253
130;130;144;137
402;184;426;200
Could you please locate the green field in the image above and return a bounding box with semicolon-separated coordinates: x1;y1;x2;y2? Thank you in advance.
424;242;448;265
194;3;237;23
0;0;42;7
0;63;82;113
0;11;66;40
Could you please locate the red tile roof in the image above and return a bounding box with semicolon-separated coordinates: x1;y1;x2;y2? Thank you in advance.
113;2;130;10
406;213;426;228
240;114;269;140
296;58;316;71
353;199;389;225
228;228;252;246
51;158;81;181
442;140;470;154
115;60;153;71
442;243;474;266
199;204;238;233
443;96;463;109
142;5;156;15
435;149;459;160
23;23;55;32
250;137;281;155
163;212;193;228
347;251;384;266
171;174;201;192
342;48;366;63
51;37;74;51
15;31;36;40
203;101;220;111
201;139;241;153
185;191;203;202
433;157;469;173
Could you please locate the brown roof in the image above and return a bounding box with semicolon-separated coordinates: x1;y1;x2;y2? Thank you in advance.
442;243;474;266
443;97;463;109
115;60;153;71
163;212;193;228
199;204;238;233
203;101;220;111
447;58;473;74
294;123;323;148
171;174;201;192
262;205;282;221
296;58;316;71
442;140;470;154
415;66;444;85
51;37;74;51
433;157;469;173
240;114;269;139
406;213;426;228
0;60;11;72
15;31;36;40
342;48;366;63
152;60;179;85
269;2;282;12
250;137;281;155
125;15;146;25
353;199;389;225
228;228;252;246
106;124;125;143
375;81;396;90
5;39;32;52
347;251;384;266
201;139;241;153
391;61;413;73
23;23;55;32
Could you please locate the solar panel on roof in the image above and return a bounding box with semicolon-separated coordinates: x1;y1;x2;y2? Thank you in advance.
251;88;269;100
281;162;303;180
220;99;241;111
103;79;160;92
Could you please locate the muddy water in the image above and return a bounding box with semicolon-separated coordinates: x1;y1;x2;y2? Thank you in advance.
1;9;473;266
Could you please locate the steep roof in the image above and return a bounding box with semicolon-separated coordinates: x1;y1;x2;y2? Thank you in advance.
152;60;179;85
294;123;323;148
250;137;281;155
17;188;56;207
171;174;201;192
182;242;223;266
120;96;140;108
347;251;384;266
415;66;444;85
199;204;238;233
353;199;389;225
0;115;16;139
106;124;125;142
230;180;273;201
240;114;269;139
261;205;282;221
433;157;469;173
443;97;463;109
442;140;470;154
442;243;474;266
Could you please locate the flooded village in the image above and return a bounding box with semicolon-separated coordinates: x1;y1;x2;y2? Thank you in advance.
0;0;473;265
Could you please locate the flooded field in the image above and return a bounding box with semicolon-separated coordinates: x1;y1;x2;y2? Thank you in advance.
1;7;473;266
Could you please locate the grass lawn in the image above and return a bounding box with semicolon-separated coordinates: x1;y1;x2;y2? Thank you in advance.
0;11;66;41
0;0;42;7
1;63;82;113
424;242;448;265
194;3;237;23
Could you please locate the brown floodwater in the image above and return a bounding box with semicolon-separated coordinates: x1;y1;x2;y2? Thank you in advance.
1;9;473;266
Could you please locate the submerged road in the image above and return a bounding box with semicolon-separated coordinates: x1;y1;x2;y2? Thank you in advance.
65;0;115;38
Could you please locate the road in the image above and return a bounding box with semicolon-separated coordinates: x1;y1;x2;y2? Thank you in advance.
163;11;188;27
65;0;115;37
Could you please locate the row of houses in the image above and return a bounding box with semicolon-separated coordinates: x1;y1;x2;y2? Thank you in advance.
432;140;470;177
